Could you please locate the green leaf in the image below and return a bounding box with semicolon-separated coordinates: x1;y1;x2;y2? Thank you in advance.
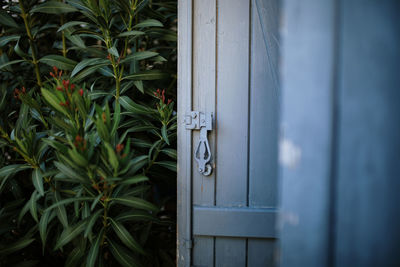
133;19;163;28
111;197;159;212
0;164;30;178
0;10;19;28
120;96;155;115
72;62;110;82
0;237;35;255
108;238;142;267
115;211;156;223
40;55;77;70
29;191;39;222
109;218;146;254
111;102;121;137
46;196;95;212
55;220;87;250
41;88;68;115
86;228;104;267
68;149;89;167
155;161;177;172
71;58;108;77
54;191;69;228
133;80;144;93
58;21;88;32
0;35;20;47
54;161;88;183
161;124;170;145
0;59;25;70
122;70;168;81
120;51;158;64
84;209;102;238
108;46;119;58
117;30;145;38
65;247;84;267
31;1;78;14
39;209;54;249
104;142;119;171
32;168;44;196
120;175;148;185
161;148;177;159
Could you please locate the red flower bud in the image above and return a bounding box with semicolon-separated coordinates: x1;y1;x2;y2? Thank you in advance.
116;144;124;154
56;86;63;91
79;88;84;96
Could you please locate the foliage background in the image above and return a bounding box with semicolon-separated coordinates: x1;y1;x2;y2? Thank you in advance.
0;0;177;266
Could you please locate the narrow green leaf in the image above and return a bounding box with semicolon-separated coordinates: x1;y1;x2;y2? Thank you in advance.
155;161;177;172
111;102;121;137
161;124;170;145
122;70;168;81
41;88;68;115
115;211;156;223
54;220;87;250
72;62;110;82
0;35;20;47
32;168;44;196
54;161;87;183
0;10;19;28
117;30;145;38
104;142;119;171
133;19;163;28
54;191;69;228
68;149;88;167
120;51;158;64
119;96;155;114
0;164;30;178
58;21;88;32
39;209;54;249
31;1;78;14
71;58;108;77
107;47;119;58
133;80;144;93
108;238;142;267
84;209;102;238
86;228;103;267
0;59;25;70
111;197;159;212
46;196;95;212
29;191;39;222
0;238;35;255
160;148;177;159
65;247;84;267
120;175;148;185
40;55;77;70
109;218;145;254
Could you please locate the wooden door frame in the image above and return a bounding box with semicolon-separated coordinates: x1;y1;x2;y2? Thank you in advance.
177;0;193;266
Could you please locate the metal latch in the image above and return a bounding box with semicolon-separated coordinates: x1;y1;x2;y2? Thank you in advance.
185;111;213;176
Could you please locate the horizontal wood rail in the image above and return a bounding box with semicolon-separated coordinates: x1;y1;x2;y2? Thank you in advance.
193;206;277;238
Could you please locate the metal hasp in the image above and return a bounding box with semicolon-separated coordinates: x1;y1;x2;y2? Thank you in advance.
185;111;213;176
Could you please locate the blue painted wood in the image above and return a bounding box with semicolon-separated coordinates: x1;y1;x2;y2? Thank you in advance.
191;0;217;265
279;0;336;266
193;206;277;238
334;1;400;266
247;239;276;266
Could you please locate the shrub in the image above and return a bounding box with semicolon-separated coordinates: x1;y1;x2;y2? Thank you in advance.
0;0;177;266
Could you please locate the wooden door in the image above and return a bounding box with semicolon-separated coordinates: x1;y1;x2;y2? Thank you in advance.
178;0;280;266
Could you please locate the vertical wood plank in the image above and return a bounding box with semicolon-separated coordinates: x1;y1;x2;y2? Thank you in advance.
247;238;276;266
248;0;280;265
334;1;400;266
177;0;193;266
192;0;217;265
248;0;279;208
279;0;337;266
215;0;250;265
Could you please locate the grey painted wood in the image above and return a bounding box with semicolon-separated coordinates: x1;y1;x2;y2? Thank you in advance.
215;238;247;267
192;0;217;265
248;0;280;265
215;0;250;264
279;0;336;266
177;0;193;266
247;238;276;266
334;1;400;266
193;206;277;238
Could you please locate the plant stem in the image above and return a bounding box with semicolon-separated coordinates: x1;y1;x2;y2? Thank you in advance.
19;2;42;87
60;14;67;58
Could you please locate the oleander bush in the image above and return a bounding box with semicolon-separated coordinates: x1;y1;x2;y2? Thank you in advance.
0;1;177;266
